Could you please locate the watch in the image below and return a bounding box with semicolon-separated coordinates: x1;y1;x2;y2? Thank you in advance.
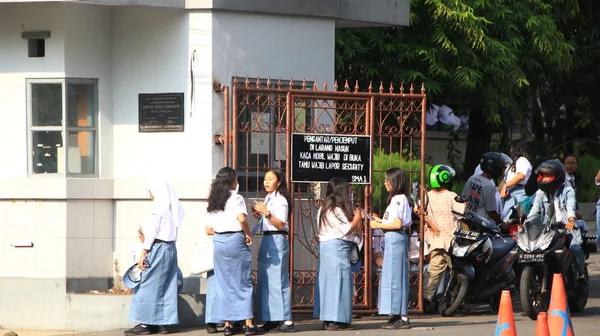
266;212;272;219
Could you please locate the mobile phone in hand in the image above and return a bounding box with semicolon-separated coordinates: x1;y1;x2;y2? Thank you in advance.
361;209;374;221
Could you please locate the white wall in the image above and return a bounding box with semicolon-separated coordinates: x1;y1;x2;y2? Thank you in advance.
0;2;67;178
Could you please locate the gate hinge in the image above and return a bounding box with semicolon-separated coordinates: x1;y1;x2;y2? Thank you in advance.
214;134;233;145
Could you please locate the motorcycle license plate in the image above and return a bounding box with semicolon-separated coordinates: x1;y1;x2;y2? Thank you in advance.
518;253;544;263
454;228;480;240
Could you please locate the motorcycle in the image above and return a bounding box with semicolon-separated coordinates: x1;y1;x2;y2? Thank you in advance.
516;216;591;320
438;198;519;316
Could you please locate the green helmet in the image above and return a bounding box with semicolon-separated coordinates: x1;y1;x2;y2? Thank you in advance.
429;164;456;189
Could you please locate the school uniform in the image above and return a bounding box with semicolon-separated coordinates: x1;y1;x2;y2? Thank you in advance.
257;192;292;322
129;181;184;327
379;194;412;316
206;191;253;322
315;207;360;324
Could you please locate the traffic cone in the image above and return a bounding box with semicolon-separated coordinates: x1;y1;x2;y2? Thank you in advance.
534;312;550;336
494;290;517;336
547;273;574;336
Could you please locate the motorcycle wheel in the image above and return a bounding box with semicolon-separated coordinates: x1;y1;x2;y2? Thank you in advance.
438;273;468;317
568;266;589;313
520;266;549;320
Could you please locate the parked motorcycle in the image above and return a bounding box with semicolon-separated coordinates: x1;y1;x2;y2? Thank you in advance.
516;216;591;320
438;198;519;316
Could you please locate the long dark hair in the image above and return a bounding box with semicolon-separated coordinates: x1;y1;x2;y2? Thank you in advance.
386;167;414;208
509;140;531;172
318;177;354;227
207;167;237;213
267;169;292;221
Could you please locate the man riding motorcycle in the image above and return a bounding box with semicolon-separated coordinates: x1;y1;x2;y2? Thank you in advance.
526;160;585;279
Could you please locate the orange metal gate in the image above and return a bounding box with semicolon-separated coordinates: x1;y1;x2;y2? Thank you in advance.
219;77;428;314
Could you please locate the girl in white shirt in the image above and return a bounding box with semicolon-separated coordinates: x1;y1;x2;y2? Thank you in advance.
315;177;363;331
369;168;414;329
500;140;533;221
252;170;295;333
205;167;260;336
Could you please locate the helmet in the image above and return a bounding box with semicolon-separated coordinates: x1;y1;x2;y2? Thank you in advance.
429;164;456;189
536;160;565;193
479;152;505;178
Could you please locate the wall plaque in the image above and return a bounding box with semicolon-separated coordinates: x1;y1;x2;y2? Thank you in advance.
139;93;184;132
291;133;371;184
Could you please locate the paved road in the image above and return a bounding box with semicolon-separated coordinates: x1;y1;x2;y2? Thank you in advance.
5;254;600;336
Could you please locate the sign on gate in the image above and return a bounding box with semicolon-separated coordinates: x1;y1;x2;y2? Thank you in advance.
291;133;371;184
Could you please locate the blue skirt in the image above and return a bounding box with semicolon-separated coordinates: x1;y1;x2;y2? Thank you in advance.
257;234;292;321
129;242;179;325
316;239;353;324
379;230;409;316
205;271;223;324
213;232;253;321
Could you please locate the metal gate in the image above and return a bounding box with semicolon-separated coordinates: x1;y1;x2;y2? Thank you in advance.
218;77;428;314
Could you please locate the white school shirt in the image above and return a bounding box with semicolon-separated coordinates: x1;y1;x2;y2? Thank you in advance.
141;211;179;250
505;157;532;186
317;207;360;243
261;191;289;231
206;191;248;233
409;231;430;263
382;194;412;228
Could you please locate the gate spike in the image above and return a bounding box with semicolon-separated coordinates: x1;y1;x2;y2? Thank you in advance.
255;77;261;88
233;77;239;85
410;82;414;94
389;82;394;94
421;82;425;94
344;79;350;92
244;77;250;88
302;79;307;90
379;82;384;93
354;80;360;93
368;81;373;93
324;80;328;91
277;77;282;90
313;79;318;91
289;78;294;89
400;82;405;94
334;80;339;91
266;77;271;89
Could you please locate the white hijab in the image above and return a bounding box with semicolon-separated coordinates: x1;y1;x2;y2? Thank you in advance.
148;180;185;228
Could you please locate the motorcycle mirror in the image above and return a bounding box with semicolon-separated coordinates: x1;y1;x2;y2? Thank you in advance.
454;196;467;204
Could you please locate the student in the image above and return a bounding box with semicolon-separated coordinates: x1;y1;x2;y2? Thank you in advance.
462;152;506;229
206;167;261;336
315;177;363;331
124;180;185;335
527;160;585;279
419;165;463;308
252;170;296;333
500;140;533;221
369;168;413;329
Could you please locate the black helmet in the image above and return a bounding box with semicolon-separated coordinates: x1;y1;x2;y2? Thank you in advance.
479;152;505;178
429;164;456;189
536;160;565;193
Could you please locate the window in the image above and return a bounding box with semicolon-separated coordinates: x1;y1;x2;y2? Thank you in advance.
27;79;98;176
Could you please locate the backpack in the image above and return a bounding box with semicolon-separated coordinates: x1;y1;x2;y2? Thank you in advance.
524;170;538;196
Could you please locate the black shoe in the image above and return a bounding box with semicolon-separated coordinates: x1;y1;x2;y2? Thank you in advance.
322;322;330;330
244;325;263;335
224;326;233;336
207;324;219;334
327;323;356;331
232;323;245;334
383;318;411;330
261;322;279;332
124;324;152;335
271;323;296;333
381;315;400;328
157;326;169;334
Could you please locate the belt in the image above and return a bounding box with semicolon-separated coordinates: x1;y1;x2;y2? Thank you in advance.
154;239;174;244
384;227;409;233
263;230;288;236
215;231;243;235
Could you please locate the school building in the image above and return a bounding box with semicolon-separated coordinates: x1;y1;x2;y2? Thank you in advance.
0;0;410;331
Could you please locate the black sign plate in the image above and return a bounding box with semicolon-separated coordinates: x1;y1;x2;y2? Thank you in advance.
518;253;545;263
139;93;184;132
291;133;371;184
454;228;481;240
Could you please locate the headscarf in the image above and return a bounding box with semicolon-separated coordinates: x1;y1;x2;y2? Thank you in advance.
148;180;185;228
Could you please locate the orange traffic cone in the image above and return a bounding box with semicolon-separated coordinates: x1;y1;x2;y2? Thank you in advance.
547;273;574;336
534;312;550;336
494;290;517;336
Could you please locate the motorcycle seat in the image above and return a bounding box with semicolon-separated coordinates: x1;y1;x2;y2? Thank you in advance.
490;236;516;261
